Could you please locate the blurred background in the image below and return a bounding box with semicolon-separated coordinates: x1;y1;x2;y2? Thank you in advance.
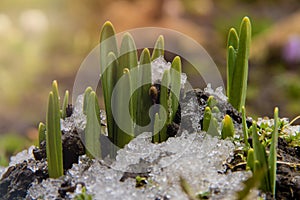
1;0;300;165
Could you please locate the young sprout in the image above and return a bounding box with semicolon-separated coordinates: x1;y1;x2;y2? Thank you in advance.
268;107;279;195
242;106;249;147
251;120;270;192
207;96;217;108
115;68;134;148
119;33;138;123
151;35;164;61
84;89;102;159
136;48;152;135
227;17;251;112
246;148;254;171
61;90;69;119
151;43;182;143
38;122;46;148
74;187;92;200
99;22;182;145
158;69;170;142
46;81;63;178
169;56;182;122
202;107;212;132
221;115;235;139
100;22;118;148
247;108;279;194
202;107;219;137
212;106;220;113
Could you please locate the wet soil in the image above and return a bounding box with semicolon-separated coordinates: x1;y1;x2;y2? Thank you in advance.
0;129;85;199
271;137;300;199
228;137;300;199
0;159;48;199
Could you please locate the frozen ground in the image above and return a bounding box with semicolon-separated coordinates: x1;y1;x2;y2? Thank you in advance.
26;132;255;200
0;58;262;199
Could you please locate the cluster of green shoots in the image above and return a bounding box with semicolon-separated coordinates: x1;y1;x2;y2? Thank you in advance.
225;17;280;197
181;16;281;199
234;107;279;199
38;16;281;198
224;17;280;198
38;81;68;178
202;95;235;139
201;16;251;139
100;22;181;147
39;22;182;178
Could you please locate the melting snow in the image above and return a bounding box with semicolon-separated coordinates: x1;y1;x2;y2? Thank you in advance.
204;83;227;102
151;56;187;88
27;132;252;199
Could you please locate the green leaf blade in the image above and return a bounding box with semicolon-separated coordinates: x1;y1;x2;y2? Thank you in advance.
136;48;152;131
85;91;102;159
242;106;249;147
61;90;69;119
221;115;235;139
38;122;46;148
115;68;134;147
103;52;118;143
169;56;181;123
119;33;138;123
268;107;279;195
46;91;63;178
151;35;164;61
159;70;170;142
100;21;118;75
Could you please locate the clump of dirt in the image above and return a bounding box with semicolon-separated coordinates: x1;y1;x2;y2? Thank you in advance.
272;137;300;199
0;129;85;199
0;159;48;199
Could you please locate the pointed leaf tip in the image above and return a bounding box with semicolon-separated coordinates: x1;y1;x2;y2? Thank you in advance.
101;21;115;33
172;56;181;64
52;80;58;86
242;16;251;24
152;35;165;60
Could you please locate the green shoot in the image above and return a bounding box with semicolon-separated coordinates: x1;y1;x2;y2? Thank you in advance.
136;48;152;134
227;17;251;112
169;56;181;123
251;121;270;192
221;115;235;139
247;108;279;195
202;107;219;137
202;107;211;132
268;107;279;195
207;96;217;108
115;68;134;147
61;90;69;119
246;148;254;171
242;106;249;147
100;22;118;147
151;35;164;61
74;187;93;200
158;70;170;142
84;90;102;159
38;122;46;148
46;81;63;178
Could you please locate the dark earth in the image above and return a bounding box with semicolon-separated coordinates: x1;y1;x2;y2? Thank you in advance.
0;88;299;199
